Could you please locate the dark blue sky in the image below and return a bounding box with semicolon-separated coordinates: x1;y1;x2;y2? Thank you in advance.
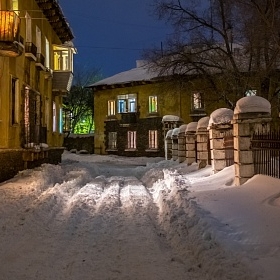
59;0;173;78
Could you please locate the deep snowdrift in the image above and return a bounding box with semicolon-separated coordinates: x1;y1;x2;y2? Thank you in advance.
0;151;279;279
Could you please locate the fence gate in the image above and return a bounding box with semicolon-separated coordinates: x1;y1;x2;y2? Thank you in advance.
223;132;234;167
251;130;280;178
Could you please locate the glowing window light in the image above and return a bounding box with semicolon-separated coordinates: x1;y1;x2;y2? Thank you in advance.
0;11;20;41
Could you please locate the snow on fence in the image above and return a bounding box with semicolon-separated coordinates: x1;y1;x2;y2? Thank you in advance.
165;95;279;185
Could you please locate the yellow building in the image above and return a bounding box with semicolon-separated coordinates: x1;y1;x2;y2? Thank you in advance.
88;60;227;156
0;0;76;182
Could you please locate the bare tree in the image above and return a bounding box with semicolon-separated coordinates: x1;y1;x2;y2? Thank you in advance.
145;0;280;112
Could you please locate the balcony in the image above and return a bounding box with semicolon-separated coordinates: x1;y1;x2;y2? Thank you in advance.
25;42;37;61
0;11;24;57
35;53;45;70
52;71;73;95
120;112;138;125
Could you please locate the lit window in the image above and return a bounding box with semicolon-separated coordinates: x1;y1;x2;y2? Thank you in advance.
53;44;75;72
149;130;158;149
12;0;18;14
117;94;137;113
53;102;56;132
127;131;136;149
54;50;69;70
108;132;117;149
149;96;157;113
11;77;19;125
108;100;116;116
59;107;63;133
192;92;204;109
245;89;257;96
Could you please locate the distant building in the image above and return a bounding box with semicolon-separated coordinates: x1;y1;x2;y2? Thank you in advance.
0;0;76;182
88;60;224;157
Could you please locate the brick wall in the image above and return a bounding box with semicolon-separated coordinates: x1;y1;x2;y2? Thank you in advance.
105;117;165;157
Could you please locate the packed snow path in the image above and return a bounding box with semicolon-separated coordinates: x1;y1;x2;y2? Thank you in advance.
0;153;256;280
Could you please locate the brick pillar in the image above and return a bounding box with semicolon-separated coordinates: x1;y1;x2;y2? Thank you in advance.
208;108;233;173
171;128;179;161
209;123;233;172
165;129;173;160
178;124;188;163
196;116;210;169
185;122;198;165
232;96;271;185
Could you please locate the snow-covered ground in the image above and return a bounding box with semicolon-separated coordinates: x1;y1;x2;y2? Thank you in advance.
0;151;279;280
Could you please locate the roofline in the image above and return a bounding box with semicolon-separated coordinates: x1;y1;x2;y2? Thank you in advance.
35;0;74;43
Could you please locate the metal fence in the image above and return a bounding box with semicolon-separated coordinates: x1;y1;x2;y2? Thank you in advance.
224;132;234;167
251;130;280;178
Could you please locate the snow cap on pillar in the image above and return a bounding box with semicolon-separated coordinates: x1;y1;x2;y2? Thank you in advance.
162;115;183;122
179;124;188;134
234;96;271;114
185;122;198;133
208;108;233;127
165;129;173;139
171;128;180;138
197;116;210;131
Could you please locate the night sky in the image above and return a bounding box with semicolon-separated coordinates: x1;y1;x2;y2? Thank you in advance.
58;0;173;78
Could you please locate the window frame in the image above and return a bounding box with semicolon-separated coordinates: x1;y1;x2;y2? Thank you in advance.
117;93;137;113
126;130;137;150
108;100;116;116
149;96;158;113
148;130;158;149
192;92;204;110
108;132;117;150
245;89;257;96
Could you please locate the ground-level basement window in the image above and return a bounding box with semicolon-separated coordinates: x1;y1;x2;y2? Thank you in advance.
108;132;117;150
127;131;136;149
148;130;158;149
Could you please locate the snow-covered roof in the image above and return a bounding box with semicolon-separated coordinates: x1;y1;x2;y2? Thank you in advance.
234;96;271;114
186;122;198;132
197;116;210;130
209;108;233;126
162;115;182;122
88;61;160;87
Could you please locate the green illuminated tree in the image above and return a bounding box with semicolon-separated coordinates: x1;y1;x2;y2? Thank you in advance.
63;67;101;135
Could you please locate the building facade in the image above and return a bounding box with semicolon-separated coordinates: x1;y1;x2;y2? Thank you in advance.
0;0;75;182
89;61;228;157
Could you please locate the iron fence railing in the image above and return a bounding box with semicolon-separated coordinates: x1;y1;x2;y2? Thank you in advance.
251;130;280;179
223;132;234;167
